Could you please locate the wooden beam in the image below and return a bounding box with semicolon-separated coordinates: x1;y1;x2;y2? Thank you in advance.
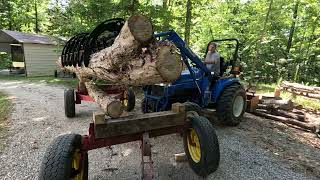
94;103;186;138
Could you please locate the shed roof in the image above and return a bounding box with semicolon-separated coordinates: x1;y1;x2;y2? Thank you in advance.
0;30;64;45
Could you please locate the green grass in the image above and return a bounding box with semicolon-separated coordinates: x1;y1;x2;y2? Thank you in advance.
256;83;320;110
0;91;11;151
0;75;77;88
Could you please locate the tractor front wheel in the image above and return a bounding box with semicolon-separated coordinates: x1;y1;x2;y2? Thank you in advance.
217;84;246;126
39;134;88;180
183;112;220;177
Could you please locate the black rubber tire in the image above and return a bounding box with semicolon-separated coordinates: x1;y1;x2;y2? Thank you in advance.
124;87;135;112
39;134;88;180
217;83;246;126
64;89;75;118
183;115;220;177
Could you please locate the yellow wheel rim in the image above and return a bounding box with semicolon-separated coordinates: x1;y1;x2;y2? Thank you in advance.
122;91;128;107
71;149;84;180
187;128;201;163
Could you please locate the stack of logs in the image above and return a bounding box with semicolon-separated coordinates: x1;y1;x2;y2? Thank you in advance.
252;96;319;134
281;81;320;99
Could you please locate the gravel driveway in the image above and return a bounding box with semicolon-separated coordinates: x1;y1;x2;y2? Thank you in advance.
0;81;317;180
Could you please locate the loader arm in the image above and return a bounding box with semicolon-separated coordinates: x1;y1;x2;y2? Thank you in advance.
155;30;213;99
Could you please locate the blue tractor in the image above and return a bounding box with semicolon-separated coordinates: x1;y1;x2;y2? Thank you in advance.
142;30;247;126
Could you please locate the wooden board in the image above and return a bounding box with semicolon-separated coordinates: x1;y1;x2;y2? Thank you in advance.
94;103;186;138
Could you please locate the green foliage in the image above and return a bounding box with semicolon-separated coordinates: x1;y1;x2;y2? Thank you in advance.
0;0;319;85
0;52;12;69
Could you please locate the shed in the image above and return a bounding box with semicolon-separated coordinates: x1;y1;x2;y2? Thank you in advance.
0;30;64;76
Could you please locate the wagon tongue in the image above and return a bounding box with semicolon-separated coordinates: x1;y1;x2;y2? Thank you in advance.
61;18;125;67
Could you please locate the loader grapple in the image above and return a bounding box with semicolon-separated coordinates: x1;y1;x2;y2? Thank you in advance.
61;18;125;67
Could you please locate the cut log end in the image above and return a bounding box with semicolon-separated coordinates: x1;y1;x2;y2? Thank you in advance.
127;15;153;44
156;46;183;82
107;101;124;118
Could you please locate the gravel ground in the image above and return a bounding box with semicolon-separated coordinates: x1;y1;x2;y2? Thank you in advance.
0;80;318;180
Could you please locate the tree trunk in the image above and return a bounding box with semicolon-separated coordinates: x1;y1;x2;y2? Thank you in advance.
163;0;170;31
34;0;40;33
184;0;192;46
250;0;273;84
286;0;299;59
84;82;124;118
58;15;183;86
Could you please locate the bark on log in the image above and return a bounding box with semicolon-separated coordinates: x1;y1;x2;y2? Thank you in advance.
253;110;319;133
84;82;124;118
271;109;306;122
261;99;294;110
281;81;320;94
58;14;183;86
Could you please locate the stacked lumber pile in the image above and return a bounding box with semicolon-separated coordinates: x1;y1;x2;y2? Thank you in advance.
252;96;320;134
281;81;320;99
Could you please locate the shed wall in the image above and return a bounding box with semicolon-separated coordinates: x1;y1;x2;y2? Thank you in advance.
0;43;11;53
23;44;60;76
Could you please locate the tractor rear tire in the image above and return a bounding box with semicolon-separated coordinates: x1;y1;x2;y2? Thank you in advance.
183;113;220;177
217;84;246;126
123;87;135;112
64;89;75;118
39;134;88;180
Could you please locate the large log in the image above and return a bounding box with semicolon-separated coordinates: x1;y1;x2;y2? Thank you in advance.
260;99;294;110
84;82;124;118
58;14;183;85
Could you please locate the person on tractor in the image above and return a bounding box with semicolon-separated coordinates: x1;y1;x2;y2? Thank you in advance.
204;42;220;76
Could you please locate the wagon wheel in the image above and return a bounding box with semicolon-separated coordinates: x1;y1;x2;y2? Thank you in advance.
39;134;88;180
183;112;220;177
122;87;135;112
64;89;76;118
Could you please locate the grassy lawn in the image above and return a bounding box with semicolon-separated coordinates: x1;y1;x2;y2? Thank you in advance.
0;75;77;88
256;83;320;110
0;91;11;151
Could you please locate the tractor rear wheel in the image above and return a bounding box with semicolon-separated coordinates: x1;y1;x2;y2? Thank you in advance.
39;134;88;180
64;89;75;118
217;84;246;126
183;112;220;177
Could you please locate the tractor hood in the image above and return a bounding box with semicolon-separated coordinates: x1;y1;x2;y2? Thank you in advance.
173;68;203;84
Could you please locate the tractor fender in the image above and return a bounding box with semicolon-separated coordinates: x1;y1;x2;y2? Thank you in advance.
211;78;241;103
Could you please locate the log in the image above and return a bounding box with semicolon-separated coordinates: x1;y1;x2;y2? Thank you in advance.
260;99;294;110
281;81;320;99
281;81;320;94
58;14;183;86
84;82;124;118
271;109;306;122
253;110;319;133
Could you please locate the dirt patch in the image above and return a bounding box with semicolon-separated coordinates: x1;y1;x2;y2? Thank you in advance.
234;113;320;178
